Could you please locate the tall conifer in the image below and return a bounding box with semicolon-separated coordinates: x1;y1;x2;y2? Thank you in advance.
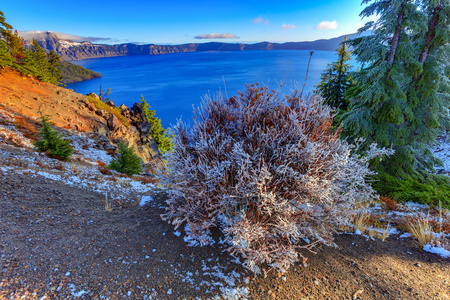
30;39;51;81
342;0;450;180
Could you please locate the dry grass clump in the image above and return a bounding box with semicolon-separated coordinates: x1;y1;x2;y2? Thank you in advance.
380;196;399;211
404;214;434;246
96;160;106;167
53;163;64;171
99;166;112;175
14;116;37;133
352;211;371;234
163;84;393;274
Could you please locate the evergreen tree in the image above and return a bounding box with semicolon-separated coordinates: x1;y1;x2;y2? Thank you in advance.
140;95;173;154
5;29;26;65
0;40;12;67
316;36;354;112
108;141;142;176
341;0;450;180
0;10;12;41
47;49;62;84
34;112;73;161
30;39;51;82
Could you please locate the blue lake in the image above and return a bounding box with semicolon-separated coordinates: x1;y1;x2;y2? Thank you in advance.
67;50;337;128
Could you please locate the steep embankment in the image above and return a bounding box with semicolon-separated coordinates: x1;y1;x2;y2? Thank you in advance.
0;68;164;172
22;31;358;61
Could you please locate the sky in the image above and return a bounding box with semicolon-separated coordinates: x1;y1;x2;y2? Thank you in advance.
1;0;374;45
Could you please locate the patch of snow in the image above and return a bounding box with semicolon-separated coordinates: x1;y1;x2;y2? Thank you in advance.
399;233;411;239
423;244;450;258
174;231;181;237
139;195;153;207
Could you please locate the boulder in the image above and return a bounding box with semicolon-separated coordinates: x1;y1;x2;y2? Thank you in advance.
107;114;122;131
86;102;96;111
95;109;108;117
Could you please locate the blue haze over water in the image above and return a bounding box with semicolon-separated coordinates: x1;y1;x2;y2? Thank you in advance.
67;50;337;128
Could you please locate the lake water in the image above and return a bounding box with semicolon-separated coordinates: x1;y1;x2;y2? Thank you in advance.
67;50;336;128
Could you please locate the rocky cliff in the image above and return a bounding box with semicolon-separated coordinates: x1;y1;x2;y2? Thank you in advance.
22;31;359;61
0;68;165;173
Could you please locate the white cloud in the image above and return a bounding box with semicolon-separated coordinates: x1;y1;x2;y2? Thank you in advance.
253;16;270;25
315;20;338;30
194;33;239;39
281;24;296;30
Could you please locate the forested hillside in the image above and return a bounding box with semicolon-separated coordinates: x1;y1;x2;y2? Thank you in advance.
0;12;101;84
59;61;102;84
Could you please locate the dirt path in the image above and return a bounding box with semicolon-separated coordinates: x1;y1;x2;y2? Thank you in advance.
1;167;449;299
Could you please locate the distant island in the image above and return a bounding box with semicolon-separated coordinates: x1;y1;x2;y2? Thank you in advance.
21;31;360;61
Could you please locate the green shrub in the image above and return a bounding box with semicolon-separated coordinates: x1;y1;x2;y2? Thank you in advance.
139;96;173;154
34;113;73;161
372;172;450;208
108;141;142;176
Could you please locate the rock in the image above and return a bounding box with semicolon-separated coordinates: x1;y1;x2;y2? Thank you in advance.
107;100;115;107
107;114;122;131
138;120;151;135
86;102;96;111
148;139;160;157
103;143;116;151
119;104;127;110
92;123;108;136
95;109;108;117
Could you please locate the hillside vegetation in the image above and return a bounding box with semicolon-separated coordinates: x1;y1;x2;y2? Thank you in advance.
59;60;102;83
0;11;101;84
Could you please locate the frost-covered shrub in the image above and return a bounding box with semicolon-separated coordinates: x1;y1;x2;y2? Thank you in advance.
163;84;392;274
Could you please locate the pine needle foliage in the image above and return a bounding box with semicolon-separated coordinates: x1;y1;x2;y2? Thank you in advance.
108;141;142;176
316;36;354;113
163;84;393;274
341;0;450;182
34;112;73;161
139;96;173;154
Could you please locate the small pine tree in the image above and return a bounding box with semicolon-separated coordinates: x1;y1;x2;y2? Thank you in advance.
34;112;73;161
139;95;173;154
316;36;354;112
108;141;142;176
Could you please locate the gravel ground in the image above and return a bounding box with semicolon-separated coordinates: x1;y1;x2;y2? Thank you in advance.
0;144;449;300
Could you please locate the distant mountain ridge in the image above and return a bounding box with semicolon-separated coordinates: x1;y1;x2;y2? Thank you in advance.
21;31;360;61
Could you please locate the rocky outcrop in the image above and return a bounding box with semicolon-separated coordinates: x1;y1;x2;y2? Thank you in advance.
80;94;165;173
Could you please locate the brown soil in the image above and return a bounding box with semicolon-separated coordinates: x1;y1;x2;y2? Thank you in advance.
0;144;449;299
0;67;105;132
